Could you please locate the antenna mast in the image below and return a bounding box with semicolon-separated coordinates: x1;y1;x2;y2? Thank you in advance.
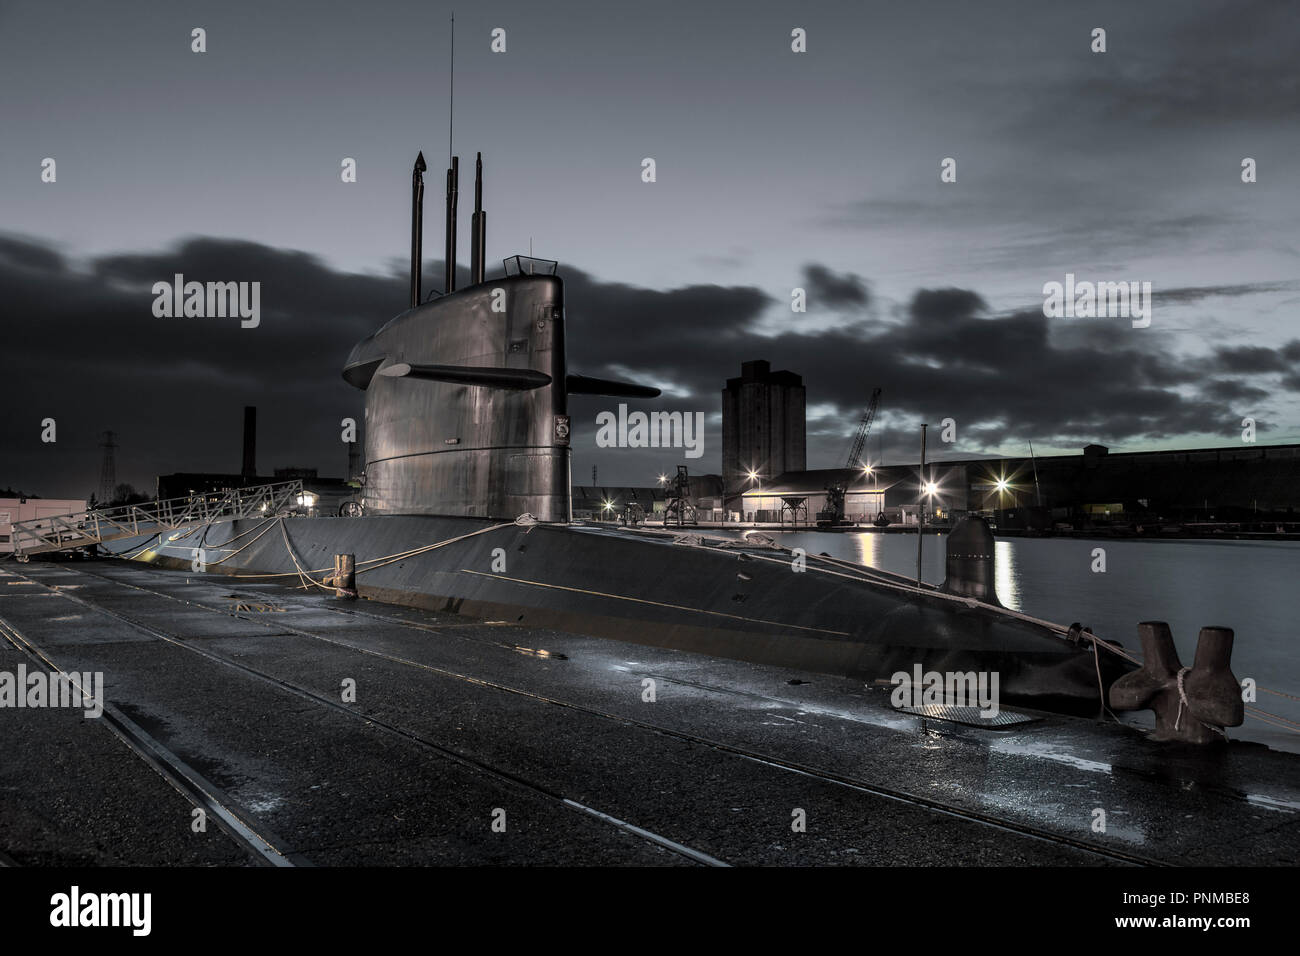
443;13;459;293
448;12;454;166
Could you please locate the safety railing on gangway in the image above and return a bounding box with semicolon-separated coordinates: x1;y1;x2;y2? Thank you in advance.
10;480;305;558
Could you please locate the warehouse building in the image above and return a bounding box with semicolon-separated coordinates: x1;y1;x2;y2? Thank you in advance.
740;442;1300;527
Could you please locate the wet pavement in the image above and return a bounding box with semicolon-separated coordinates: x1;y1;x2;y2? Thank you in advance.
1;559;1296;866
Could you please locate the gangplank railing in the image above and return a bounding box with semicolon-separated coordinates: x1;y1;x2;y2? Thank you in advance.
10;480;305;558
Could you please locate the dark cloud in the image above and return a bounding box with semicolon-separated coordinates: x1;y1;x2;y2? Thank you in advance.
908;288;987;325
0;235;773;496
1206;345;1291;374
1;235;1294;497
1155;282;1300;306
0;235;393;497
0;236;67;274
1200;380;1271;403
801;264;869;309
564;270;1298;477
563;273;771;359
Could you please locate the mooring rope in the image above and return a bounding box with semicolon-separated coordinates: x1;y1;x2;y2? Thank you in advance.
1245;707;1300;732
278;519;333;592
1260;685;1300;703
659;530;1296;731
120;514;1300;733
1174;666;1193;731
204;518;281;567
350;519;521;574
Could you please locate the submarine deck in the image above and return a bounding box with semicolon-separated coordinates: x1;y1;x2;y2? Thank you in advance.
0;559;1295;867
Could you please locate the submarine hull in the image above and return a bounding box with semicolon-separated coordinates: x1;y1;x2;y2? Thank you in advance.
126;514;1129;715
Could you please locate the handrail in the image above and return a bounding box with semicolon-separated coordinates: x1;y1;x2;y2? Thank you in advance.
11;480;305;557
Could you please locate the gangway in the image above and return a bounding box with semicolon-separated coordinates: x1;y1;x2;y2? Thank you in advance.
10;480;305;559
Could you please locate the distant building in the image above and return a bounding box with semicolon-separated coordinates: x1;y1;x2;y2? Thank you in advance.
150;405;356;516
965;442;1300;520
571;474;727;522
742;442;1300;527
721;360;806;501
571;485;666;521
741;467;892;524
0;497;89;554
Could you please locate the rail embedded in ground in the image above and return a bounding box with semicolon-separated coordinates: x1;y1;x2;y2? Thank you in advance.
10;480;305;557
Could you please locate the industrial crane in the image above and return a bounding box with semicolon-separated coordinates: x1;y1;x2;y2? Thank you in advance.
817;387;883;528
844;387;882;470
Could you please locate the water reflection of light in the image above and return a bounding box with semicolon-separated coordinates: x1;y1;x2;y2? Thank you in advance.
994;540;1020;610
853;532;884;569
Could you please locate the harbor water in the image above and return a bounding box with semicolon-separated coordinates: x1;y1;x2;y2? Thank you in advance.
708;529;1300;754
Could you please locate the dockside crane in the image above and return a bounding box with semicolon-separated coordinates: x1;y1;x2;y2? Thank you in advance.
844;387;882;470
818;387;883;528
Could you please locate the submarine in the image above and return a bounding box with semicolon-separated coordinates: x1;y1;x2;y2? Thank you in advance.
122;149;1135;716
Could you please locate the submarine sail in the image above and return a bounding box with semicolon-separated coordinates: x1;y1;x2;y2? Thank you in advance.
342;152;659;520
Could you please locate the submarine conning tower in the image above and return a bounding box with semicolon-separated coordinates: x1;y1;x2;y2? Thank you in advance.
342;152;658;522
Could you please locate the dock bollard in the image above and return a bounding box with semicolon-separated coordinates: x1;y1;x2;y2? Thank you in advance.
1183;626;1244;729
1108;622;1244;743
328;553;357;599
940;515;1000;605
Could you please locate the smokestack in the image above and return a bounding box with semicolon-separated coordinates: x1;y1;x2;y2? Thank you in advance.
471;152;486;285
410;152;426;309
241;406;257;478
445;156;459;293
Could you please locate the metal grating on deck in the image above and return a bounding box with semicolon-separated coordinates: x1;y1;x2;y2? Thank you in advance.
893;704;1038;727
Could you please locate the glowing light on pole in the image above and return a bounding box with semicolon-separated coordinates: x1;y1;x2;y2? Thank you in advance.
746;469;762;526
916;424;927;585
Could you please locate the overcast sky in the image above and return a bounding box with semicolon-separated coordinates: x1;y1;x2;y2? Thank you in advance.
2;0;1298;497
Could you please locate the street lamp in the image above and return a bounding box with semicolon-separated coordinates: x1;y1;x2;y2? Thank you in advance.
992;476;1008;512
861;462;880;523
746;469;762;526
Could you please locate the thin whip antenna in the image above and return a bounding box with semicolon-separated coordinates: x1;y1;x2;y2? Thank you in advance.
448;12;455;167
